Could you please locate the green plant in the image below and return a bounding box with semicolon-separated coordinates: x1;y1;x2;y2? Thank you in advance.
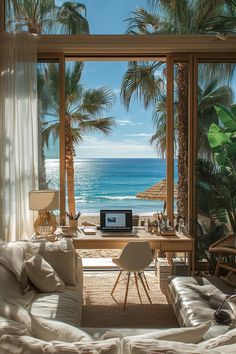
197;104;236;234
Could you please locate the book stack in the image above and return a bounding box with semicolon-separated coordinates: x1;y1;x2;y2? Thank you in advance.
160;227;176;236
156;257;172;293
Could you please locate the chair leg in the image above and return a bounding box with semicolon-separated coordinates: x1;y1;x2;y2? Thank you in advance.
134;272;142;303
141;271;150;291
111;270;123;295
214;253;223;277
124;272;130;310
138;272;152;304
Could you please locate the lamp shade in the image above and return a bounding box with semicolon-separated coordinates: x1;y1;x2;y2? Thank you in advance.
29;190;59;211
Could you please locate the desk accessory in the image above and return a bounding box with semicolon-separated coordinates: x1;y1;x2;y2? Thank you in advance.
29;190;59;236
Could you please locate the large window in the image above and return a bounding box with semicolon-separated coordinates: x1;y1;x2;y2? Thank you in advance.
2;1;236;243
63;59;168;217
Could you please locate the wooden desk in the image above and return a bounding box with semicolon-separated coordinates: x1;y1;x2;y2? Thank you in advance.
72;227;194;273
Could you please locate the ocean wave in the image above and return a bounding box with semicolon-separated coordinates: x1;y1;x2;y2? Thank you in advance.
97;195;137;200
74;197;87;203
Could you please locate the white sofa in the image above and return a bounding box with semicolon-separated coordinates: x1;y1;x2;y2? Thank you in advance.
0;240;236;354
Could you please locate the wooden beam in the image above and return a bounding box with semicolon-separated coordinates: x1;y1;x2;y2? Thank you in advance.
188;55;198;237
38;35;236;56
0;1;4;32
166;55;174;225
59;54;66;225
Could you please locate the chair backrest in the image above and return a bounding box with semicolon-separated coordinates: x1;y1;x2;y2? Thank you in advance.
118;241;153;272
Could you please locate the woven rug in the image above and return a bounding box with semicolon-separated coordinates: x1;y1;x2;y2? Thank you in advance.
82;271;179;328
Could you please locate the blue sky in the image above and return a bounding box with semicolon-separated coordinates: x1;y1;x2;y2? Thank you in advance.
55;0;158;158
76;60;157;158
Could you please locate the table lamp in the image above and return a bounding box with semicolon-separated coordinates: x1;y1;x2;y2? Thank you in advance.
29;190;59;236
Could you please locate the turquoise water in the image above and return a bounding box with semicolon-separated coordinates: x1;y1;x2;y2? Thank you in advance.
46;158;177;214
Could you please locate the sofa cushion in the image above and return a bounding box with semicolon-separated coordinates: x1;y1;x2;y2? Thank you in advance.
24;240;77;285
0;334;121;354
31;316;93;342
199;326;236;349
0;316;31;336
29;285;83;326
28;252;83;326
0;264;24;296
129;338;236;354
0;241;28;289
122;321;212;354
0;294;32;328
168;276;234;327
24;255;65;293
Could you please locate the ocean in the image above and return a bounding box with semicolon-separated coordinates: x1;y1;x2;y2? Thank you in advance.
46;158;177;214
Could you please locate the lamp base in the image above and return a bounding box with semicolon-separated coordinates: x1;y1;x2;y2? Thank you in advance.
34;211;57;234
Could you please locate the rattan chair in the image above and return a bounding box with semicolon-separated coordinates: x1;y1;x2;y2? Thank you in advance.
209;233;236;286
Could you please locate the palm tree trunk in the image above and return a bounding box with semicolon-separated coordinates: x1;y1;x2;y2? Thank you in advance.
176;63;189;222
65;117;76;216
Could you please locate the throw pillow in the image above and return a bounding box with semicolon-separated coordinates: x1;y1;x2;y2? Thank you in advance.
199;326;236;349
31;316;93;342
0;241;28;289
0;316;31;336
24;255;65;293
0;334;121;354
122;321;212;353
24;240;77;285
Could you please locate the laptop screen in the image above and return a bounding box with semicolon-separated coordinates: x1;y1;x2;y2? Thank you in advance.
100;210;132;232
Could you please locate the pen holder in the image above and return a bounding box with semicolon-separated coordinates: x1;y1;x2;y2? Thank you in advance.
69;219;78;229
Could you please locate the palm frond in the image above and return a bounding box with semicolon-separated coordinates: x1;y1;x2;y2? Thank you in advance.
120;61;164;110
125;7;160;34
58;1;89;34
79;88;116;116
41;121;60;147
78;117;116;135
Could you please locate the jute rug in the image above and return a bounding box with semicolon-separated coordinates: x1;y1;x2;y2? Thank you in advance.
82;271;179;328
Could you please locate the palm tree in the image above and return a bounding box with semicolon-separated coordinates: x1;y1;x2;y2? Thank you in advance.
39;62;116;215
6;0;89;34
150;79;233;158
121;0;236;221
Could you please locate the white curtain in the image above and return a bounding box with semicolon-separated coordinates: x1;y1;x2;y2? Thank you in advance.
0;32;38;241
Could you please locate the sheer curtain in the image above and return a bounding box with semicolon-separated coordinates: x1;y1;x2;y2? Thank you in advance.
0;32;38;241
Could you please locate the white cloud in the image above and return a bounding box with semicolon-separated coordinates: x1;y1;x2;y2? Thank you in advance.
126;133;152;137
74;136;155;158
116;119;143;126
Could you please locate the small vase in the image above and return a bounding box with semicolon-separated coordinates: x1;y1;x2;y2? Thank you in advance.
69;219;78;229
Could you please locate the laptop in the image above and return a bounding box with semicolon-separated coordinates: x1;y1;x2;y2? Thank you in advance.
100;210;136;237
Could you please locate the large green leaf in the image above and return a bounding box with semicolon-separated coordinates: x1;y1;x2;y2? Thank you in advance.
208;123;231;148
214;104;236;132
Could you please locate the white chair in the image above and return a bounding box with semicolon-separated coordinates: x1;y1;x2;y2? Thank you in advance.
111;241;153;310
